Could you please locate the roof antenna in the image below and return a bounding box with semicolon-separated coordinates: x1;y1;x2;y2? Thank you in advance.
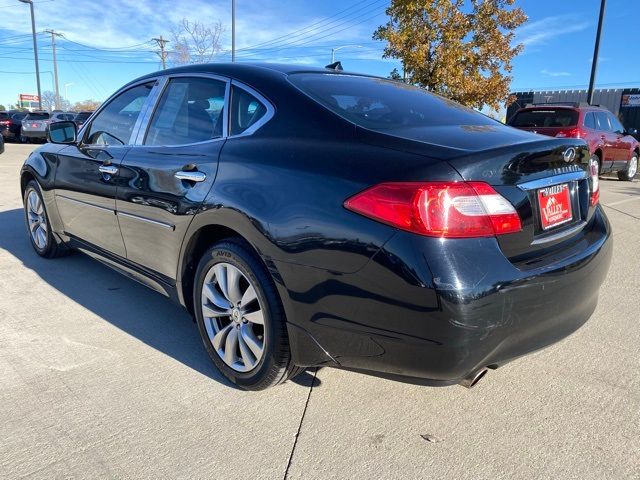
325;61;343;71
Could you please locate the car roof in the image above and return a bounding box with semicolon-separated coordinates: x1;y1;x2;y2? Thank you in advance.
124;62;379;90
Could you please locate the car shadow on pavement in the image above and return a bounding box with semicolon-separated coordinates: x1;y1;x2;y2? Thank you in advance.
0;208;246;390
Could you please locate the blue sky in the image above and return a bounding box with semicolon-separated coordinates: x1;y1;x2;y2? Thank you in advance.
0;0;638;108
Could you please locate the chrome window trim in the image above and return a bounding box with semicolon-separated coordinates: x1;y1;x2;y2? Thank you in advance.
56;194;114;213
229;79;275;138
132;77;169;145
135;72;231;148
116;211;175;230
81;77;161;146
517;170;588;191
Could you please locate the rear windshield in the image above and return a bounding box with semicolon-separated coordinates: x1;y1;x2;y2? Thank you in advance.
509;109;578;128
75;113;92;121
0;112;9;120
12;112;27;120
25;113;50;120
288;73;494;130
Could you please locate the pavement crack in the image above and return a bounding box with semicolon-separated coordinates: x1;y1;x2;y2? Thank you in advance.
602;204;640;220
283;368;317;480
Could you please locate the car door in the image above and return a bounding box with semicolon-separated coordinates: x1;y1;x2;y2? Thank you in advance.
54;81;156;257
594;111;616;171
114;75;230;280
608;113;633;168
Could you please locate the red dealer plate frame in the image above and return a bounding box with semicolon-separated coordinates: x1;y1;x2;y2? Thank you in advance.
538;183;573;230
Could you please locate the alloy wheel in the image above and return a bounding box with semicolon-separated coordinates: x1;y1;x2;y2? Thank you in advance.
26;190;48;250
201;262;266;372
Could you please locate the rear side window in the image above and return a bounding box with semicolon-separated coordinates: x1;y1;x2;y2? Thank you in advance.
509;109;578;128
584;112;595;129
145;77;226;146
85;82;153;145
230;86;268;135
289;73;494;130
594;112;611;131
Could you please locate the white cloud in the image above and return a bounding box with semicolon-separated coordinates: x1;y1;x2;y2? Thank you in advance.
516;15;590;48
540;69;571;77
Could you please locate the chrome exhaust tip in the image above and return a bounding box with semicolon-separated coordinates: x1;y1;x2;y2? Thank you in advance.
459;369;488;389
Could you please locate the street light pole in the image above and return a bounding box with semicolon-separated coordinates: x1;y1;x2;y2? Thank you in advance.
587;0;606;105
64;83;74;102
19;0;42;110
231;0;236;62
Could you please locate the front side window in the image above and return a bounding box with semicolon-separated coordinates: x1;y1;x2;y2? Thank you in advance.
230;86;268;135
144;77;226;146
85;82;154;146
608;114;624;134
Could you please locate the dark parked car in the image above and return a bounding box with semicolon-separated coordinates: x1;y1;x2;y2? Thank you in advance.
20;64;612;390
1;110;28;141
73;111;94;131
0;130;4;154
508;104;639;181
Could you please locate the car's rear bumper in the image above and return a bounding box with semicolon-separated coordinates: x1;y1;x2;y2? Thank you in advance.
283;206;612;385
21;130;47;139
1;127;16;139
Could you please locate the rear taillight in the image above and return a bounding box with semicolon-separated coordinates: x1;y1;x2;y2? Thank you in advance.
589;158;599;206
0;120;9;126
555;127;581;138
344;181;522;238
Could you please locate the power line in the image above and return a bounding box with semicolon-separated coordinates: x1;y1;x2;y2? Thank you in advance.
237;0;385;52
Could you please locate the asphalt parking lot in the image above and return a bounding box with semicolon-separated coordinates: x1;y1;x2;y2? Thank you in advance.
1;143;639;480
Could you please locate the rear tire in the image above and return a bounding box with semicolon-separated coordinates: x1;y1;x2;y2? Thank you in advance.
617;153;638;181
193;239;301;390
23;180;65;258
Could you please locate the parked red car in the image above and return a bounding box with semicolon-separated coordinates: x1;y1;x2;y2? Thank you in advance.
508;104;639;181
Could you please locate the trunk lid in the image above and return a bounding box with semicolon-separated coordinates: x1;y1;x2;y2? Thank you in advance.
446;138;595;261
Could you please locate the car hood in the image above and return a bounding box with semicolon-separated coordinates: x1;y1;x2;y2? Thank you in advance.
356;123;542;160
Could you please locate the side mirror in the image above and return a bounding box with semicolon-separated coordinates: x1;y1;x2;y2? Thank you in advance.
47;121;77;144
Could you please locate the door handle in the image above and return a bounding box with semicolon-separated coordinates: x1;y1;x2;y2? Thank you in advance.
175;171;206;182
98;165;119;175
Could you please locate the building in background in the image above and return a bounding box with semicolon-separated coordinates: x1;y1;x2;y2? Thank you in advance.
507;88;640;135
18;94;40;111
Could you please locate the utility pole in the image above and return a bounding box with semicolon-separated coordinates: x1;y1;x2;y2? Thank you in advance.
231;0;236;62
44;29;62;110
18;0;42;110
152;36;169;69
587;0;606;105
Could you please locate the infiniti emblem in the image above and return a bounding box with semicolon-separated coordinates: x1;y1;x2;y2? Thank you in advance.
563;147;576;163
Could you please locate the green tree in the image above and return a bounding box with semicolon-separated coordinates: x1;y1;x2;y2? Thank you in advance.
374;0;527;110
0;104;5;111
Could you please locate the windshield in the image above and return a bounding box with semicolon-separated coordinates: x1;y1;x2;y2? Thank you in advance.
25;113;50;121
509;109;578;128
288;73;494;131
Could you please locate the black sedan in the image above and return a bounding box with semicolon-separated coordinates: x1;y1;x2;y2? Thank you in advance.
20;63;612;390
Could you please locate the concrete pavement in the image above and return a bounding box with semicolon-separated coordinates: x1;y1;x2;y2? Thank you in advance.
1;143;638;479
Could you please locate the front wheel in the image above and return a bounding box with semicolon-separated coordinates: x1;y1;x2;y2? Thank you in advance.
618;153;638;181
193;240;302;390
23;180;65;258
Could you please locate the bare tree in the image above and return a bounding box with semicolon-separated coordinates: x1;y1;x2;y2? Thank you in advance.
170;18;225;65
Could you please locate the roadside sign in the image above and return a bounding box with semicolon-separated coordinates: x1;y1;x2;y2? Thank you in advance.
621;94;640;107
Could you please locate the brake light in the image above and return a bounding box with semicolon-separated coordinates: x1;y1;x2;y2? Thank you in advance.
344;181;522;238
0;120;9;125
555;127;580;138
589;158;599;206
